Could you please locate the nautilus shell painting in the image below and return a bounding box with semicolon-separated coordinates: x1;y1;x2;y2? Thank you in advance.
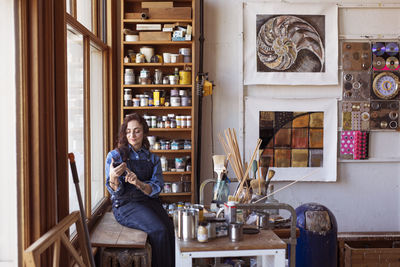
256;15;325;72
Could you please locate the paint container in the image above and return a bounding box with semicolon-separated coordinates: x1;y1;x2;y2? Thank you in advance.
170;96;181;107
153;90;161;106
169;75;179;85
170;88;179;97
179;48;191;55
183;55;191;63
170;54;180;63
228;222;243;242
172;181;182;193
163;53;171;63
179;89;188;96
181;96;190;106
179;70;191;85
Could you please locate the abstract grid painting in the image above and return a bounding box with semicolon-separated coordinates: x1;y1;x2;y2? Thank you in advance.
259;111;324;167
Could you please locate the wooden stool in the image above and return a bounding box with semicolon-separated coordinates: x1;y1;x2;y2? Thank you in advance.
91;212;151;267
101;242;152;267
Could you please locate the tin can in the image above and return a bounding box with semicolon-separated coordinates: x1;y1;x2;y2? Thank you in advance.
153;90;160;106
179;70;191;85
154;69;163;85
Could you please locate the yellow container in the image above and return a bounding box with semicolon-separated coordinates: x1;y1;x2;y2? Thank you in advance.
179;70;191;85
153;90;160;106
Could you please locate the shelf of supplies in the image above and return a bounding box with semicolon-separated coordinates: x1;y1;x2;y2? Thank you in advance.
124;41;192;45
338;157;400;163
123;19;193;23
124;63;192;67
124;106;192;110
163;171;191;175
151;149;191;153
160;192;192;196
123;84;192;88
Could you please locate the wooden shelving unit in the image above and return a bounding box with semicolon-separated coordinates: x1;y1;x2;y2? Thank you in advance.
121;0;196;203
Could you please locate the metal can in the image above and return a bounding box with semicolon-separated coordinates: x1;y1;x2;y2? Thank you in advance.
153;90;160;106
154;69;163;85
179;70;191;85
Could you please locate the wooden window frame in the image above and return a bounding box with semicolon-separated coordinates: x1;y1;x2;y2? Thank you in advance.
17;0;117;264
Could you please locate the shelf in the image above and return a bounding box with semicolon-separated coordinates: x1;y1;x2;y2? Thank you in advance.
163;171;191;175
151;149;191;153
123;19;192;23
160;192;192;196
123;84;192;88
124;63;192;67
338;157;400;163
124;41;192;45
124;106;192;110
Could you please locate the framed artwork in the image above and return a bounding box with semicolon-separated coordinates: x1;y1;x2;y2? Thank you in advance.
245;97;337;181
243;2;338;85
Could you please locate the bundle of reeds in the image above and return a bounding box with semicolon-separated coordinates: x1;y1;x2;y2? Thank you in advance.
218;128;262;203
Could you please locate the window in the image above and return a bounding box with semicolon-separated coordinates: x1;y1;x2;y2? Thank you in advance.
65;5;108;219
66;27;85;215
90;42;105;209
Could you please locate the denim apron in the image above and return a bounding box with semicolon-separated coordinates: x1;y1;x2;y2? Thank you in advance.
112;157;175;267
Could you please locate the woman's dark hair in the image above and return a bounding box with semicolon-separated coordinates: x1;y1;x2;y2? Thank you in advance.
116;113;150;161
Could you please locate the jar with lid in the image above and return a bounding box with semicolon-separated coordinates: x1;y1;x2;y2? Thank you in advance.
140;95;148;107
181;116;187;128
176;116;182;128
153;141;161;150
124;69;135;85
127;49;135;62
197;222;208;243
163;76;169;85
124;89;132;106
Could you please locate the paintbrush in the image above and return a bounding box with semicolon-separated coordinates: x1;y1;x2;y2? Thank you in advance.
259;156;270;181
265;169;275;194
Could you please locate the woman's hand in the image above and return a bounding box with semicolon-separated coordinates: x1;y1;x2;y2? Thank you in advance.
125;168;150;194
109;158;126;189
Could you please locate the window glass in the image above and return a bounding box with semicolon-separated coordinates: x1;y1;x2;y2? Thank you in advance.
66;0;71;14
77;0;92;32
90;42;105;209
67;26;85;217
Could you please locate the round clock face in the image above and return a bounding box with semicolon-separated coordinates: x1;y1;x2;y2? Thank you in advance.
372;72;399;99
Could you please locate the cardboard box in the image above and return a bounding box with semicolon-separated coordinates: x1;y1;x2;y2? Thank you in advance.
149;7;191;19
139;31;171;41
142;2;173;8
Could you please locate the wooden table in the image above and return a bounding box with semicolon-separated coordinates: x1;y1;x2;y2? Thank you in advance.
176;230;286;267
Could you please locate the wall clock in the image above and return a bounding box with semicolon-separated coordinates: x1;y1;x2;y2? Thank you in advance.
372;72;399;99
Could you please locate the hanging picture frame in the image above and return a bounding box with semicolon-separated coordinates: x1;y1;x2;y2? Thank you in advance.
243;2;338;85
245;97;337;182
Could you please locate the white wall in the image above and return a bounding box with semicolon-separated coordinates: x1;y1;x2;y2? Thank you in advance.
200;0;400;232
0;0;18;266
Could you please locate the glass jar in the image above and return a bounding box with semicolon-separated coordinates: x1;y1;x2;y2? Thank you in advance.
171;140;179;150
184;140;191;150
124;69;135;85
197;222;208;243
124;88;132;106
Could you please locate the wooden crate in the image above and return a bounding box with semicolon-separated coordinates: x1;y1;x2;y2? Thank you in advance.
148;7;191;19
139;31;171;41
344;242;400;266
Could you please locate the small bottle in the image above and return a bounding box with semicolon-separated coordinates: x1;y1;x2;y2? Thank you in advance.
197;222;208;243
160;156;168;172
124;56;130;63
176;116;181;128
